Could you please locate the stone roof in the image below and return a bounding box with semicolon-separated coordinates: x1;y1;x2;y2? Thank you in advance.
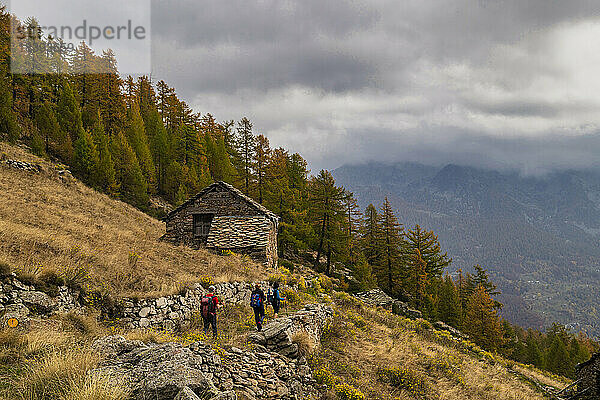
207;216;271;248
163;181;279;223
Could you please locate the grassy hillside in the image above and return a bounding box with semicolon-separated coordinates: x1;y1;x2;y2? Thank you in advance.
0;143;268;299
0;142;571;399
0;279;569;400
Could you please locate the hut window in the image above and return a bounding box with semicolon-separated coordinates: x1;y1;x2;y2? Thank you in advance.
193;214;213;237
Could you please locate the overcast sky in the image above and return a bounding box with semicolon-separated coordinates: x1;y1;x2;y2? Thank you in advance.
10;0;600;174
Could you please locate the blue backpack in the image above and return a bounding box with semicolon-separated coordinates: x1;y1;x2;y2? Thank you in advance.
250;292;262;308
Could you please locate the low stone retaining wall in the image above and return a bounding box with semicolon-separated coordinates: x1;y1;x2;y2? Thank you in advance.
93;309;327;400
248;304;333;358
120;281;271;330
0;273;83;327
355;288;423;319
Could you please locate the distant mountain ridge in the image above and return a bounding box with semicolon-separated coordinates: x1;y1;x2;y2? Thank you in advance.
333;162;600;334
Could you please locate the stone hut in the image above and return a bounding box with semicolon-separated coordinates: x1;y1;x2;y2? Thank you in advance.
575;353;600;398
161;181;279;268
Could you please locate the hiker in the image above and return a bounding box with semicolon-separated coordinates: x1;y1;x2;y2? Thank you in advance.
269;281;286;318
201;285;219;337
250;283;266;331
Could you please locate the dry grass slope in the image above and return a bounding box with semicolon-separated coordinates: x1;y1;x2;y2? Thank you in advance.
0;143;268;298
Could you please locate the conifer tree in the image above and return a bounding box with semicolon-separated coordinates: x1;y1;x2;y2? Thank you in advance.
377;198;404;296
405;249;428;309
125;102;156;192
344;194;362;265
351;253;378;292
0;74;19;143
30;128;45;156
73;129;100;186
91;118;117;194
235;117;256;194
546;336;570;376
110;132;148;207
525;332;545;368
56;82;84;144
308;170;348;275
404;225;451;278
438;275;462;328
361;204;381;267
255;134;271;204
464;285;503;351
35;102;60;155
147;109;170;193
205;132;235;183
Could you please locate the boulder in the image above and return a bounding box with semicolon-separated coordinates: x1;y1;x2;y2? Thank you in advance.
433;321;468;339
19;291;53;313
1;303;30;328
92;335;145;358
174;386;200;400
92;337;219;400
392;300;422;320
354;289;394;309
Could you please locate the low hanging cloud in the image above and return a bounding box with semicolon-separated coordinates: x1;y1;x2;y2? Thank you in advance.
12;0;600;173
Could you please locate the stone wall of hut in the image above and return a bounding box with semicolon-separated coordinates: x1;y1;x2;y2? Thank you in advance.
162;185;278;267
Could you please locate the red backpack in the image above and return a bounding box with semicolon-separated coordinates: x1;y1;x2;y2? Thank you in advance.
201;295;216;318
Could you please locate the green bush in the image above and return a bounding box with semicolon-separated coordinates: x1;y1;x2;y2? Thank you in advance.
334;383;364;400
313;368;336;386
377;366;428;397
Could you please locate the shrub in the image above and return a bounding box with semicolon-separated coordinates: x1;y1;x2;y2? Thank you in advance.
422;352;464;384
333;292;361;310
319;276;334;293
279;259;294;272
314;368;336;386
200;276;214;287
15;265;42;286
377;366;428;398
334;383;364;400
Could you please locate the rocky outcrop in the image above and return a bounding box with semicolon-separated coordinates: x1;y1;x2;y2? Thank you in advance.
433;321;468;339
0;274;83;327
120;281;271;330
92;335;321;400
355;288;422;320
3;159;42;172
248;304;333;358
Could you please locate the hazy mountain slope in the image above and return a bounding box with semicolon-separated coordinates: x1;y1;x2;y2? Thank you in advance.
334;162;600;334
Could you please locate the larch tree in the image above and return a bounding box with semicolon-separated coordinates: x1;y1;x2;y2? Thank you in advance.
343;194;362;265
235;117;256;195
404;224;451;278
377;198;404;296
254;134;271;204
361;204;381;267
464;285;503;351
72;128;100;186
308;170;348;275
110;132;148;208
438;275;462;328
125;102;156;192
